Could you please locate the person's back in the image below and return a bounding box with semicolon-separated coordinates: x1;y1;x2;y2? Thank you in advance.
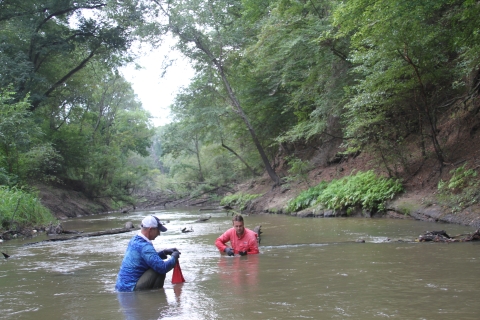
115;215;180;292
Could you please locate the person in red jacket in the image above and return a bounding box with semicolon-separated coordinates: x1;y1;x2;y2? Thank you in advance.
215;214;259;256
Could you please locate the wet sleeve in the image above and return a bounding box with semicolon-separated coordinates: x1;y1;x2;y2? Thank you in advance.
215;230;231;252
142;245;176;274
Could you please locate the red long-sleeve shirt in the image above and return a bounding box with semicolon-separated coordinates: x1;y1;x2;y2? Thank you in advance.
215;227;259;254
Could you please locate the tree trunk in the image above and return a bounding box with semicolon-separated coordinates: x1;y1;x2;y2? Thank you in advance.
160;4;281;186
221;140;259;177
214;62;280;185
195;135;204;182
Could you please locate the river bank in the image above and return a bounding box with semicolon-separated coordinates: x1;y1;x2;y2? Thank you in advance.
230;149;480;229
31;149;480;231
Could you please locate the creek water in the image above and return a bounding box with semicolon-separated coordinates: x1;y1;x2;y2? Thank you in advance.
1;208;479;320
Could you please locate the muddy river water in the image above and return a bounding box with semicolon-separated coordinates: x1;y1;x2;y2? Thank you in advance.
1;208;479;319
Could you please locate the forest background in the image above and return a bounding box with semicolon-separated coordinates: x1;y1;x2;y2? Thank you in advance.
1;0;480;234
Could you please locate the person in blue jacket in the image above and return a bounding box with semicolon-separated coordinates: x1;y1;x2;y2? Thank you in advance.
115;215;180;292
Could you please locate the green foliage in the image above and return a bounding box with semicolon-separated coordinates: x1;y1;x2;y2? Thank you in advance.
0;186;56;231
220;193;262;210
286;181;329;213
438;163;478;192
21;143;63;183
0;88;46;183
437;163;479;213
282;156;312;187
287;171;403;213
333;0;478;164
0;0;146;108
246;0;350;143
0;1;156;202
317;171;403;212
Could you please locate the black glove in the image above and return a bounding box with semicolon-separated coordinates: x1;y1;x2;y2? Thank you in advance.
239;251;247;256
224;247;234;256
163;248;178;255
171;251;180;260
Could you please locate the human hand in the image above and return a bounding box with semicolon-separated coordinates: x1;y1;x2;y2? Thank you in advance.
163;248;178;255
224;247;234;256
171;251;180;260
239;251;247;256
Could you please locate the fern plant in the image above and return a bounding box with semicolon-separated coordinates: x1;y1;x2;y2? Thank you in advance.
286;171;403;213
317;171;403;212
286;181;329;212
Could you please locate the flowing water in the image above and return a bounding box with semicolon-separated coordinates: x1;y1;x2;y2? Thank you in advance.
1;208;479;319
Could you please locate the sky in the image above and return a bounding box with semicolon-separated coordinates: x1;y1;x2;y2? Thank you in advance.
120;43;195;127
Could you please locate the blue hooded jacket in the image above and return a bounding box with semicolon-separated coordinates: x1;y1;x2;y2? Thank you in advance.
115;235;176;292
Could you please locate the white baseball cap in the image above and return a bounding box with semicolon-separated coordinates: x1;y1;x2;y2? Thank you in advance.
141;215;167;232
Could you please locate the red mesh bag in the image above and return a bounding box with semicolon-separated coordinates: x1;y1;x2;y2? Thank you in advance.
172;261;185;284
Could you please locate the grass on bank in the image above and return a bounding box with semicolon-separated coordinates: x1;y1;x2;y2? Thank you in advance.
0;186;57;231
220;193;263;211
287;170;404;213
436;163;479;213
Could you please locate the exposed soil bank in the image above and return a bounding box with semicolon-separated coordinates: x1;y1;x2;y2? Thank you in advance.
36;184;113;219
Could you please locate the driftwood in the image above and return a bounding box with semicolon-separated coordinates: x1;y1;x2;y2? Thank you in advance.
195;215;211;222
417;229;480;242
181;227;194;233
2;252;10;259
253;225;262;244
199;207;224;211
24;227;135;245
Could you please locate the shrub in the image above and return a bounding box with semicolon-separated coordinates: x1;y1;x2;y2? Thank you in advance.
0;186;56;231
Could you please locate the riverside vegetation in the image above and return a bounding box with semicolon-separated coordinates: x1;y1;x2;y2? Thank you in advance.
1;1;480;237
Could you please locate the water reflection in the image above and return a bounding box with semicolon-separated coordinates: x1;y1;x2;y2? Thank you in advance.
217;254;259;293
117;284;186;320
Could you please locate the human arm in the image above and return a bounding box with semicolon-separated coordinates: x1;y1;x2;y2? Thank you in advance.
157;248;179;260
215;229;233;253
142;245;176;274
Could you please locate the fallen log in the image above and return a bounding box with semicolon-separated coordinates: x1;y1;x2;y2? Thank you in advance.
190;199;210;206
463;228;480;241
417;229;480;242
199;207;224;211
253;225;262;244
25;227;135;246
195;215;211;222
